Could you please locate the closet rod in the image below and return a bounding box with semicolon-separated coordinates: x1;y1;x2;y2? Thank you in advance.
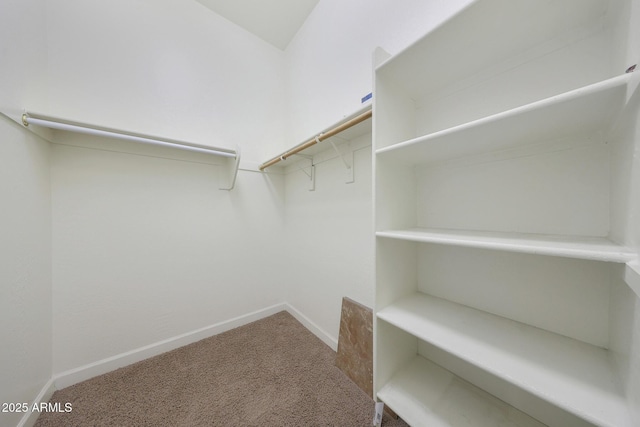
259;108;372;171
22;112;237;158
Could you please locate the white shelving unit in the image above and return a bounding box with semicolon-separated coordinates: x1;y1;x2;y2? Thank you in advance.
373;1;640;426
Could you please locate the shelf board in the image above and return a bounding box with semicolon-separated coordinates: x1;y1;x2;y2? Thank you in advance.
376;228;636;263
376;0;610;99
377;356;545;427
260;104;372;169
376;74;632;164
377;293;632;427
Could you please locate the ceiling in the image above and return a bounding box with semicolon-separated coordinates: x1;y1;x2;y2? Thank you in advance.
195;0;320;50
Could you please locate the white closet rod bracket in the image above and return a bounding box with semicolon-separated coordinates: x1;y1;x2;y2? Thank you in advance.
219;145;241;191
21;111;241;190
258;108;372;171
322;135;354;184
291;154;315;191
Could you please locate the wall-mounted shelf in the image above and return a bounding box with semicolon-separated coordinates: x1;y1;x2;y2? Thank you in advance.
21;111;241;190
259;105;372;173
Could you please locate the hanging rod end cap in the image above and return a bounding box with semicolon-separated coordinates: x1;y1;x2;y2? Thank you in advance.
21;113;29;127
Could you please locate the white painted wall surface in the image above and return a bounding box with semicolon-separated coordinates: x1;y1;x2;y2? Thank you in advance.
0;0;48;121
0;1;52;426
51;138;285;374
0;117;52;427
44;0;286;165
283;135;373;347
281;0;474;344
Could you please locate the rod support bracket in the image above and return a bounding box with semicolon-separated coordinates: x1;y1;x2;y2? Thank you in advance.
22;113;29;127
327;138;354;184
218;146;241;191
293;155;315;191
345;150;354;184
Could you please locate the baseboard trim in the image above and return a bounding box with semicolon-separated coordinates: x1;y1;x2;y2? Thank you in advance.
16;303;338;427
53;303;287;389
285;303;338;351
16;378;56;427
50;302;337;394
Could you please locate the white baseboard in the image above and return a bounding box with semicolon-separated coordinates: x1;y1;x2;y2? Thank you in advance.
285;303;338;351
12;303;337;426
12;303;334;427
53;303;287;389
46;302;336;398
16;378;56;427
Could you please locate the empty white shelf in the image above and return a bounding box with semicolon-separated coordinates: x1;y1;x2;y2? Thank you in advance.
377;356;545;427
376;74;633;164
376;228;636;263
377;293;632;427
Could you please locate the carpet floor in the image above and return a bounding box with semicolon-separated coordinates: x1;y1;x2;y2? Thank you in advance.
35;311;408;426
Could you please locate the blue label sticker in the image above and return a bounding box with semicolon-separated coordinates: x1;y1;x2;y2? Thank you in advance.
361;92;373;103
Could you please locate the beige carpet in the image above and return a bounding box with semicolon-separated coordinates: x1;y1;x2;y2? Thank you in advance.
35;311;408;426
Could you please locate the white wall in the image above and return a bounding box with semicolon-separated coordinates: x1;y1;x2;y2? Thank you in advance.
0;117;52;427
281;0;474;344
283;135;373;347
0;0;48;120
51;136;285;374
44;0;288;376
0;1;52;426
44;0;286;165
